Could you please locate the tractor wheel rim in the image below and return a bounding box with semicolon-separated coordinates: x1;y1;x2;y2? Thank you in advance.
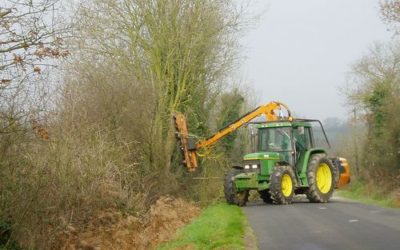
316;163;332;194
281;174;293;197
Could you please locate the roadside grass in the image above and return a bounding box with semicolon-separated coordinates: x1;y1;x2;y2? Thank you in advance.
337;180;400;208
158;203;251;250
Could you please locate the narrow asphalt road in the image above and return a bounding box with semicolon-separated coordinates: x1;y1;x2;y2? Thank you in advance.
243;196;400;250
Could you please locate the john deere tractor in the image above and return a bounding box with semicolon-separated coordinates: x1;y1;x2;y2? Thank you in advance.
174;101;350;205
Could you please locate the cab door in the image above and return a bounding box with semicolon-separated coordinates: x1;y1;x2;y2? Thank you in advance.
293;126;312;164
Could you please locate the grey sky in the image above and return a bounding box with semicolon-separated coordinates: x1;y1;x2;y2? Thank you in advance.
241;0;394;121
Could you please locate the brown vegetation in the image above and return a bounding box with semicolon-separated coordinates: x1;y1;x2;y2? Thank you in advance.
56;196;200;250
0;0;249;248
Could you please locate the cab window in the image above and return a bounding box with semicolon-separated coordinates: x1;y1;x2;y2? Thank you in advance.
258;127;292;152
293;126;312;152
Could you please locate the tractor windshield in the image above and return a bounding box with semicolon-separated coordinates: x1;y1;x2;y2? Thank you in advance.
258;127;293;152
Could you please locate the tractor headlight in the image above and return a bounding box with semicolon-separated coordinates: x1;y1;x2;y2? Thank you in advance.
251;164;258;169
244;165;250;169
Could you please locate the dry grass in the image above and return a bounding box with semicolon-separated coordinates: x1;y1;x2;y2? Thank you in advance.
56;196;200;250
0;1;249;248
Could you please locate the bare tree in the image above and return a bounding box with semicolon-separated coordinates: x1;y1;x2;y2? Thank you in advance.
0;0;69;134
381;0;400;34
0;0;69;80
62;0;249;210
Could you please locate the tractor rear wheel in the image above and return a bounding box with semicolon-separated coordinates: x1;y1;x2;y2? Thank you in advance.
224;169;249;206
258;190;273;203
269;165;296;205
306;154;336;203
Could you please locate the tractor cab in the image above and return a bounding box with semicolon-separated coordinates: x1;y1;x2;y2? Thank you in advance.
254;120;323;167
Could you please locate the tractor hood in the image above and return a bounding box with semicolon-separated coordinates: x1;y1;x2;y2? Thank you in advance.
243;152;280;161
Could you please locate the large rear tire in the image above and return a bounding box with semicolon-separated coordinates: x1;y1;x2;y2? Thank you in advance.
224;169;249;206
306;154;336;203
269;165;296;205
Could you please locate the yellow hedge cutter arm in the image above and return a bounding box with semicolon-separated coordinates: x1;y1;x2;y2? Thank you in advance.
173;101;292;171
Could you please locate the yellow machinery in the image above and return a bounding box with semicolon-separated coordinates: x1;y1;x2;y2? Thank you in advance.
173;101;350;205
173;101;292;171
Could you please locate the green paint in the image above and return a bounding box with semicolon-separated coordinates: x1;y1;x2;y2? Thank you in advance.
235;172;259;190
256;121;311;129
231;121;332;194
296;148;326;186
259;158;277;176
243;152;280;160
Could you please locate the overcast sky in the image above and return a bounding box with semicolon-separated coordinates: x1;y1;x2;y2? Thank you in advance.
240;0;394;121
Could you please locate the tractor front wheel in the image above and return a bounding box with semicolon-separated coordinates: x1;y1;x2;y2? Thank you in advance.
306;154;336;203
258;190;273;203
224;169;249;206
269;165;296;205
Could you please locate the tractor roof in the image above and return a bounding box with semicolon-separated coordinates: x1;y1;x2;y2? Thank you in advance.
253;119;314;129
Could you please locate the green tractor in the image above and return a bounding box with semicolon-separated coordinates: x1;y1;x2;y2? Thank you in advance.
174;101;350;205
224;119;350;206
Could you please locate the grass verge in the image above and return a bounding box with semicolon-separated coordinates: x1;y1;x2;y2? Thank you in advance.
337;180;400;208
158;203;253;250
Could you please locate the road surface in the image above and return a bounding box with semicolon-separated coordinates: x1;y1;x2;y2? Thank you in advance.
243;196;400;250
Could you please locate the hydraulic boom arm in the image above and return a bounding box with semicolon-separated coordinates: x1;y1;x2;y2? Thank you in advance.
174;101;292;171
